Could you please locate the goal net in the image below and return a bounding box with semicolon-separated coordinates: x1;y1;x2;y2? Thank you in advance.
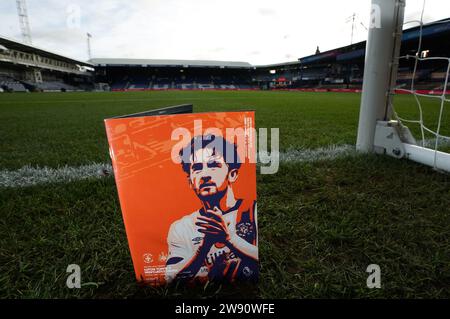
357;0;450;173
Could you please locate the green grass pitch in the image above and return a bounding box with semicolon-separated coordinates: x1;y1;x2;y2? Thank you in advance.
0;90;449;298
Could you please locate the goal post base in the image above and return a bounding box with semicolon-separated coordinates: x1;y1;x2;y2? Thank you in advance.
374;120;415;158
374;120;450;173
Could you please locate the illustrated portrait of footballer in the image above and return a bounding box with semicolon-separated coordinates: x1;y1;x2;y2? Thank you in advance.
165;134;258;284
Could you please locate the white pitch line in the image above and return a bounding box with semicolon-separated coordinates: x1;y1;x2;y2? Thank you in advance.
1;140;448;188
277;144;357;163
0;163;112;188
0;145;358;188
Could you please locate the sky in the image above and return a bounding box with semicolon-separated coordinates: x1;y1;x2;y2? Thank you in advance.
0;0;449;65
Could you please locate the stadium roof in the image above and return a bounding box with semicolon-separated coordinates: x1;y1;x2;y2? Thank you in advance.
89;58;252;68
299;17;450;65
254;61;300;68
0;35;93;67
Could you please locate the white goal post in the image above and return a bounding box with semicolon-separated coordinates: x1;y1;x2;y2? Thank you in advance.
357;0;450;173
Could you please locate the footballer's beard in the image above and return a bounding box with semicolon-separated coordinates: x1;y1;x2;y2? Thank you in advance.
197;186;227;211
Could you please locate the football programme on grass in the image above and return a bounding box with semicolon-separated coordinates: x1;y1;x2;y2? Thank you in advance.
0;0;450;305
1;91;449;298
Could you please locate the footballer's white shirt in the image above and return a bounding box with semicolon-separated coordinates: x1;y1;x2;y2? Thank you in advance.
165;202;258;283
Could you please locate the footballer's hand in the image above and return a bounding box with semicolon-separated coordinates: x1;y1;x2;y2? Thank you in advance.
196;207;230;243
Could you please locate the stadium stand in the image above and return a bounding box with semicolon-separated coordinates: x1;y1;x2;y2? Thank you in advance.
252;18;450;92
0;74;27;92
0;35;94;92
1;18;448;94
92;19;448;93
91;58;258;91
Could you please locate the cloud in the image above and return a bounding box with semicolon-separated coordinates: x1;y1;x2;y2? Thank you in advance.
258;8;276;16
0;0;449;65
